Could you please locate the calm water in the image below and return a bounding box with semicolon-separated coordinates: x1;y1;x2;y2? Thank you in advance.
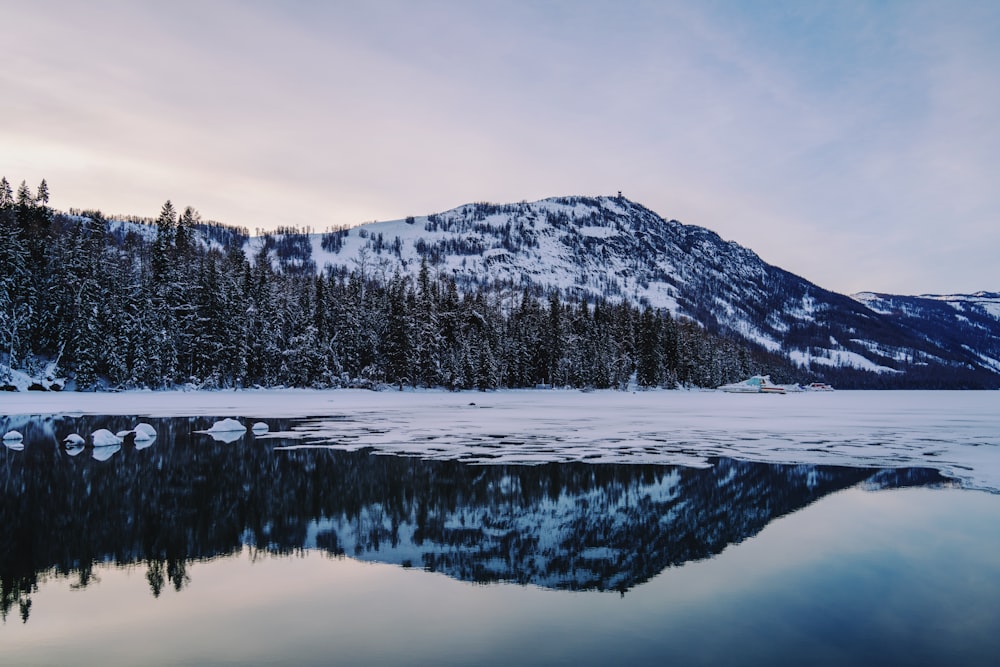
2;413;999;666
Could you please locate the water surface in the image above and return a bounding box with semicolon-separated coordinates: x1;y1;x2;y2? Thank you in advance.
1;402;998;665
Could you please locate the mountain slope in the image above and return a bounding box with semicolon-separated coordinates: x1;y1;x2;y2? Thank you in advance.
852;291;1000;375
249;195;999;386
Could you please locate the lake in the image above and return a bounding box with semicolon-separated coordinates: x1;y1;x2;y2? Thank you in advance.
2;390;999;665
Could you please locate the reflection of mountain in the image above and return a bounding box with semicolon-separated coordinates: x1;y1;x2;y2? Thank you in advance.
0;415;945;621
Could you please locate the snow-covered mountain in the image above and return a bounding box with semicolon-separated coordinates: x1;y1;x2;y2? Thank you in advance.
248;195;999;386
852;291;1000;375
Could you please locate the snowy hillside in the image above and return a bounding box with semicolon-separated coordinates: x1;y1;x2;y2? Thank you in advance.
852;291;1000;374
245;195;999;383
251;197;686;310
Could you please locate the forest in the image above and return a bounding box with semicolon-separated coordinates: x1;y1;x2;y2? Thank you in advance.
0;178;797;391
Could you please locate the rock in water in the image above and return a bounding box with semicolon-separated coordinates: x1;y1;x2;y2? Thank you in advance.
92;429;123;447
207;418;247;433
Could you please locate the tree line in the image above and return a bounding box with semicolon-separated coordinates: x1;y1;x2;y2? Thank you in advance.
0;178;797;391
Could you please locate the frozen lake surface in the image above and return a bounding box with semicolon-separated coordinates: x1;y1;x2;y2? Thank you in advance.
4;388;999;491
2;389;999;665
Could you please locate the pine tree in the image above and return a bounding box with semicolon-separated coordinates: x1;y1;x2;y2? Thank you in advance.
0;178;12;208
413;257;441;386
382;273;413;387
637;307;661;387
151;200;177;284
176;206;199;258
544;292;563;385
15;181;32;208
35;179;49;207
0;209;28;377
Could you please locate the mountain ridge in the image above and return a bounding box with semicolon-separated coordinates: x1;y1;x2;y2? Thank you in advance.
8;184;996;389
247;194;999;385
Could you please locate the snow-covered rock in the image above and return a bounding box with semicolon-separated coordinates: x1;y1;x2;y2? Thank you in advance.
207;418;246;433
205;429;246;443
91;428;123;447
63;432;86;456
200;418;248;443
132;422;157;449
4;430;25;451
1;362;67;392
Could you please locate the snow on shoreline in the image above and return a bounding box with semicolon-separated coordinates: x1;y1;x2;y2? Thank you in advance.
2;388;999;492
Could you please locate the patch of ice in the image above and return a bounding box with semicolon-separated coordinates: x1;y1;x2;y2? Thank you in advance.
1;388;998;492
3;430;24;442
251;422;270;434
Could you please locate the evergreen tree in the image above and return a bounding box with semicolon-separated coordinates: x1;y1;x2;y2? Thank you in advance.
0;178;13;208
15;180;33;208
36;179;49;207
413;258;441;386
0;198;28;368
637;307;661;387
382;273;413;387
151;200;177;283
176;206;199;258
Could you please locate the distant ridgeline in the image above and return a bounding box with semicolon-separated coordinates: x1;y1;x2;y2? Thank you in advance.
1;178;998;390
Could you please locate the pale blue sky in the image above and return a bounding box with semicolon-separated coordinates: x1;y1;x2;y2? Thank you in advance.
3;0;998;295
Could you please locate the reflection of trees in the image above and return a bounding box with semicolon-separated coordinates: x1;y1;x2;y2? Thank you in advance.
146;558;190;597
1;414;946;622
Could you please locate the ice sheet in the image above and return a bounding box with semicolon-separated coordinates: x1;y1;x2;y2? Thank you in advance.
3;388;998;491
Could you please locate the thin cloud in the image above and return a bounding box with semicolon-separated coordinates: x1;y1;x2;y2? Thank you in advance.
1;0;996;295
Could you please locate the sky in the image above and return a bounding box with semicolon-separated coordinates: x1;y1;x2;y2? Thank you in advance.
2;0;998;296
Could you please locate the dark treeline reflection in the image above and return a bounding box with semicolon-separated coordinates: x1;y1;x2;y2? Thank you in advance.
1;414;945;622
